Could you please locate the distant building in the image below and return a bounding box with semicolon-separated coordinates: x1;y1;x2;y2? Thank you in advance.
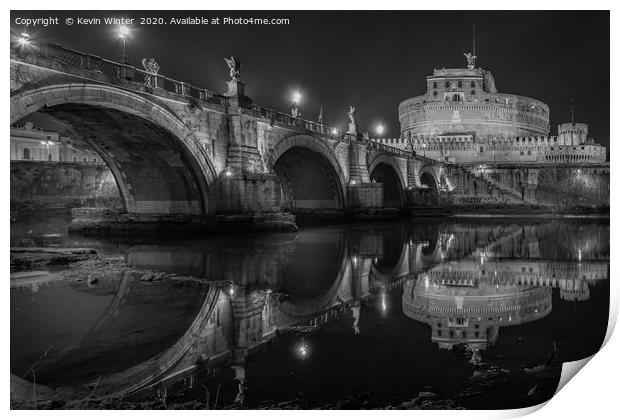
373;55;607;165
11;121;104;164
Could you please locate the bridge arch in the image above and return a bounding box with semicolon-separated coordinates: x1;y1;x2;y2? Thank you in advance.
419;166;440;204
368;154;406;208
10;83;217;215
268;134;347;211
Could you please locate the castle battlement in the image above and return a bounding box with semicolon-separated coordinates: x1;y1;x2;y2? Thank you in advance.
371;123;606;164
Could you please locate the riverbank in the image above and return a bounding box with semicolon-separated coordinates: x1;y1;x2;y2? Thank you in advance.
10;390;467;410
64;203;609;238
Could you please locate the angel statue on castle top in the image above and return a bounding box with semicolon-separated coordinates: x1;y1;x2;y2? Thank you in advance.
463;52;477;69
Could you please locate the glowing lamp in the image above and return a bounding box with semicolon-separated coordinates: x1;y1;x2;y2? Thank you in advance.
17;33;31;46
118;25;130;39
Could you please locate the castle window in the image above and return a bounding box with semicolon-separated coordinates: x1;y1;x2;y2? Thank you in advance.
458;81;462;88
22;148;30;160
520;151;525;155
433;81;437;89
471;90;476;95
471;81;476;88
445;81;450;88
433;91;437;96
528;150;532;155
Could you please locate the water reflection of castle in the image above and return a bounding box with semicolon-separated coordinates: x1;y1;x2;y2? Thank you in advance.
402;259;607;350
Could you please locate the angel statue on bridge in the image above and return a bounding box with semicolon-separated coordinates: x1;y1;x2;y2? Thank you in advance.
463;52;477;69
348;106;357;125
141;58;160;75
140;58;160;88
224;56;242;81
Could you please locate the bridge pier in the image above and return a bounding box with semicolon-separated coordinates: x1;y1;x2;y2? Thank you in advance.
347;140;384;210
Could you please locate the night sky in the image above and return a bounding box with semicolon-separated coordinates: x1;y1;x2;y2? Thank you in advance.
11;10;610;147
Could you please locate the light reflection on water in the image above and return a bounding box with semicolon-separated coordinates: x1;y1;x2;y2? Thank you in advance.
10;217;609;408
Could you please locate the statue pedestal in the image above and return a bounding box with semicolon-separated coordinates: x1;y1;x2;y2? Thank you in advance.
347;122;357;135
225;80;245;98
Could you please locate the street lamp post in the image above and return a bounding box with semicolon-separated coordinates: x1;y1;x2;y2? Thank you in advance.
118;26;130;64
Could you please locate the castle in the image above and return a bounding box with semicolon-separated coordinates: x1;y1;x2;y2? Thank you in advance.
373;54;607;165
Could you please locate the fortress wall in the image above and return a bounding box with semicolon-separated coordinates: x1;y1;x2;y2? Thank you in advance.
371;137;607;164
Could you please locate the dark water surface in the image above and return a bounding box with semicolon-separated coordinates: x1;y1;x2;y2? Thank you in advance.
10;216;609;409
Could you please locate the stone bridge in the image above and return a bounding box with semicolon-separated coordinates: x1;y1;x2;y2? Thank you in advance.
10;41;454;228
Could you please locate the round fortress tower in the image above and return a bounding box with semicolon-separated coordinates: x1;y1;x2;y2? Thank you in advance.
398;55;550;141
557;122;588;146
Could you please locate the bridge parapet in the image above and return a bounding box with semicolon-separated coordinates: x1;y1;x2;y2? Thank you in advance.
252;105;338;137
366;139;415;158
11;41;227;107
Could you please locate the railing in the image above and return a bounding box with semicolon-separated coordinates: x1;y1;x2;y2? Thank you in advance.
366;140;415;158
254;105;338;136
11;41;226;106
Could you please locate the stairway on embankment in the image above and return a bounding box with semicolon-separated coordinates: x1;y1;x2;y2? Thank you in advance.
452;163;540;206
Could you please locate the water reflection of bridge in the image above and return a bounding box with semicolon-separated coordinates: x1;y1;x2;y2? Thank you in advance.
11;221;609;401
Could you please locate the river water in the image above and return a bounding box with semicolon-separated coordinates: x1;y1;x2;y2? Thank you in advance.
10;215;609;409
